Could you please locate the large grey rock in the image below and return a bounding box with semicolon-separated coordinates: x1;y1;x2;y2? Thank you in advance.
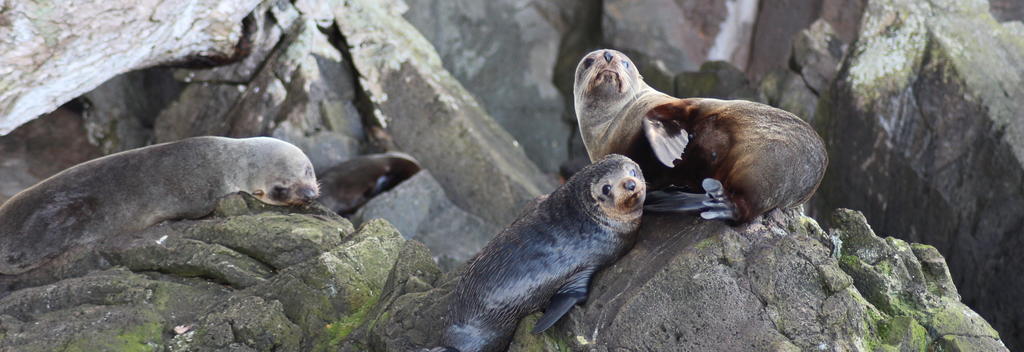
603;0;758;92
79;68;184;154
150;2;365;172
0;0;261;135
341;209;1006;351
0;193;414;351
813;0;1024;348
333;0;555;226
674;61;762;101
403;0;571;173
354;171;498;270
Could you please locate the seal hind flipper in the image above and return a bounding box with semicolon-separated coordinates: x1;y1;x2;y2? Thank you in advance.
642;113;689;168
643;179;738;221
644;189;709;212
532;269;594;334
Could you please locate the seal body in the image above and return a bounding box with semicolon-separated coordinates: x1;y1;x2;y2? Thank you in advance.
573;49;827;223
438;154;645;352
317;152;421;214
0;136;319;275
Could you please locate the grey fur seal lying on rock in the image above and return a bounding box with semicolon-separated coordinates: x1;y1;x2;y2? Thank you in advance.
428;154;645;352
573;49;827;224
0;136;319;275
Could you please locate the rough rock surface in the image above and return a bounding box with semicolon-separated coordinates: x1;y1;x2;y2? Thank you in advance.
402;0;571;173
603;0;758;92
337;208;1006;352
812;0;1024;348
0;0;261;134
353;171;498;271
334;0;555;226
0;193;426;351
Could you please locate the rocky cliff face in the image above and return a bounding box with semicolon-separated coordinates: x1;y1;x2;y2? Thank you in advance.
1;0;1021;350
810;0;1024;347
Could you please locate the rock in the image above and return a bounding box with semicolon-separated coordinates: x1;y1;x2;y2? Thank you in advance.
402;0;571;173
746;0;823;80
0;105;102;204
149;4;366;171
759;68;819;122
0;0;261;134
603;0;758;92
990;0;1024;22
812;0;1024;348
79;68;185;154
674;61;762;101
0;192;413;351
790;19;845;94
353;171;499;270
821;0;868;44
339;208;1006;351
333;0;555;226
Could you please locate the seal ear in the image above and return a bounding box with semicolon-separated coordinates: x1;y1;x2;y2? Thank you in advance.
644;103;690;167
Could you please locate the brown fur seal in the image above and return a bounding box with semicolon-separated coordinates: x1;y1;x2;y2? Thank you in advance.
317;152;421;214
0;136;319;275
573;49;827;223
429;154;645;352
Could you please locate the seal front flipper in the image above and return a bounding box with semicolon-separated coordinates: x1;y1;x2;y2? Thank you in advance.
643;109;689;168
532;268;595;334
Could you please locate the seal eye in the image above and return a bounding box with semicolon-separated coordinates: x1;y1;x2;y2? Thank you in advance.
601;184;612;196
622;60;631;70
270;186;290;202
583;58;595;69
629;169;638;177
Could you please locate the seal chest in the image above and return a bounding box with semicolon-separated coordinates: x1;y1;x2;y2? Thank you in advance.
435;154;645;352
573;49;828;224
0;136;320;276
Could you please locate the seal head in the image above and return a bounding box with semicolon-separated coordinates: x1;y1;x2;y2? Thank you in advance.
242;137;320;206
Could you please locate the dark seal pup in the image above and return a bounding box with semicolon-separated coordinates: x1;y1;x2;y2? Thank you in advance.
573;49;827;224
0;136;320;275
428;154;645;352
317;152;421;215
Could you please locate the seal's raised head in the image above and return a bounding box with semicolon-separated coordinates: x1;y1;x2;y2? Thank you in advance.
573;49;643;110
568;154;646;224
241;137;320;206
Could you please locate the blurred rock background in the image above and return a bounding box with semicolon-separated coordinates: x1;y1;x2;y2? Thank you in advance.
1;0;1022;350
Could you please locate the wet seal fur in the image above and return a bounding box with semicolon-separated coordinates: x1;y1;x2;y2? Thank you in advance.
428;154;645;352
317;152;421;215
0;136;320;275
573;49;827;224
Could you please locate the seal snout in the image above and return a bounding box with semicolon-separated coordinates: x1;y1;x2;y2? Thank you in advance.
618;175;646;211
603;51;613;63
297;186;319;204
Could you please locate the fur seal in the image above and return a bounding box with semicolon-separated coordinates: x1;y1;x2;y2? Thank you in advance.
317;152;421;214
433;154;645;352
573;49;827;223
0;136;319;275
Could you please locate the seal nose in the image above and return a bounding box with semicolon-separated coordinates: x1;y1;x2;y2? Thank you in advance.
623;179;637;191
603;51;613;63
298;187;318;203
